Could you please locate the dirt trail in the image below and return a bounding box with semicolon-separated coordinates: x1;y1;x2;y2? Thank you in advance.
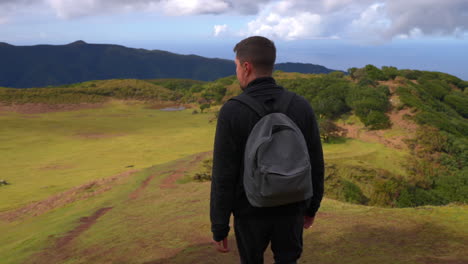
128;151;212;200
160;151;211;189
0;170;138;222
339;108;416;150
339;81;418;150
24;152;212;264
55;207;113;248
24;207;113;264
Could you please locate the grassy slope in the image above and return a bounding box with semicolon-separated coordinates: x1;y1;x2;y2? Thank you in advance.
1;101;466;264
0;100;215;212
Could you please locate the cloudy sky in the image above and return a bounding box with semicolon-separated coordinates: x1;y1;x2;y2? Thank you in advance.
1;0;467;79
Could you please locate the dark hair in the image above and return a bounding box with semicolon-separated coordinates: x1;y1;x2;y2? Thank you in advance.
233;36;276;75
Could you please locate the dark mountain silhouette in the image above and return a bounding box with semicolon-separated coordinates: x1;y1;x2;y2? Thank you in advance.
275;62;334;74
0;41;340;88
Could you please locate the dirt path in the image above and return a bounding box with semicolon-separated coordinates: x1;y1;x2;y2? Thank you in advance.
24;207;113;264
128;151;212;200
339;82;418;150
0;169;138;222
23;152;212;264
339;109;415;150
55;207;113;248
160;151;211;189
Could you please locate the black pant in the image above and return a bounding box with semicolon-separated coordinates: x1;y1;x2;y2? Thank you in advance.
234;215;304;264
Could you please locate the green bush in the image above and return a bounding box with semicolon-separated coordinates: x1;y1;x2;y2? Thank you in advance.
364;110;391;130
444;92;468;118
396;82;467;136
201;84;227;104
341;180;369;204
193;159;213;182
381;66;399;80
370;177;404;207
399;69;422;80
432;168;468;203
396;186;445;207
364;64;388;81
319;119;347;143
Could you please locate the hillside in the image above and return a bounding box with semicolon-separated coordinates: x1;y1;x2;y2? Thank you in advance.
0;66;467;263
0;41;340;88
0;101;466;264
1;66;467;208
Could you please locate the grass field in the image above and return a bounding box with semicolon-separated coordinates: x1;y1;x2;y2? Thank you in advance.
1;101;466;264
0;100;215;212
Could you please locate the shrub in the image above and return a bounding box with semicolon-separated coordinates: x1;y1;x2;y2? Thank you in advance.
200;103;210;113
364;111;391;130
399;69;422;80
444;92;468;118
396;186;445;207
193;159;213;182
341;180;369;204
319;119;347;143
370;177;404;207
364;64;388;81
381;66;399;80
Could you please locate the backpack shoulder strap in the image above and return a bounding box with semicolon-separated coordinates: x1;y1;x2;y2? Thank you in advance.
230;93;267;117
230;89;296;117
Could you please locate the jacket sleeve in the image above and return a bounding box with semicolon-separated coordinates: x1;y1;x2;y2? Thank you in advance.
297;97;324;217
306;109;324;217
210;103;241;241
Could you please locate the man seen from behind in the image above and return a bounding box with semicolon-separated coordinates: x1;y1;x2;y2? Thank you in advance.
210;36;325;264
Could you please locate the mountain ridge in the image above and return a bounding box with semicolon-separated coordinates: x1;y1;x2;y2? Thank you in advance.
0;41;340;88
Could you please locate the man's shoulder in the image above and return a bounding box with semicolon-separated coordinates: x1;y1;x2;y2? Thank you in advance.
288;91;313;111
218;97;250;120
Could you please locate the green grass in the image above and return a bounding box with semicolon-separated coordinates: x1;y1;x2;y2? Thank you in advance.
1;101;466;264
0;100;215;212
323;139;408;177
5;156;465;264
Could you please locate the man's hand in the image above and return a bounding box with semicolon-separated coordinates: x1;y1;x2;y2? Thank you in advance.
304;216;315;229
213;237;229;253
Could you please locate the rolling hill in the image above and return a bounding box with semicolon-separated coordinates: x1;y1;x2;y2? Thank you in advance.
0;66;467;263
0;41;340;88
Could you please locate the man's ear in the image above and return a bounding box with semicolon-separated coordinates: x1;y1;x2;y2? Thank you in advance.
243;62;252;74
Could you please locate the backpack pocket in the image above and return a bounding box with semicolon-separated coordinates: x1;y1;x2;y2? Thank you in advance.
258;165;312;200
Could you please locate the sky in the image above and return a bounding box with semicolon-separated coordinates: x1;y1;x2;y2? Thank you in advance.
1;0;468;80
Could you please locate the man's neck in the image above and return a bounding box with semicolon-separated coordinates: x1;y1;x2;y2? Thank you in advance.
242;74;272;90
242;76;275;91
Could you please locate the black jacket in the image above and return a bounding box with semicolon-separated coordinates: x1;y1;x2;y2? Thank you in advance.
210;77;324;242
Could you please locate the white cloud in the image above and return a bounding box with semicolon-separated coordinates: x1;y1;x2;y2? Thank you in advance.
234;0;468;42
346;3;390;43
383;0;468;40
41;0;266;18
1;0;468;42
246;12;322;41
213;24;228;37
161;0;229;16
46;0;97;19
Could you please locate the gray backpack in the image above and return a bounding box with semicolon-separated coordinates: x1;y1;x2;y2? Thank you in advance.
231;91;313;207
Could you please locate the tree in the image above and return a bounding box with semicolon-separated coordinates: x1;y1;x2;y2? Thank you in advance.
364;64;388;81
200;103;210;113
365;111;391;130
319;119;347;143
381;66;399;80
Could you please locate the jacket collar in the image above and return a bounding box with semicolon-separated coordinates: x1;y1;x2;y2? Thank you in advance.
243;77;279;94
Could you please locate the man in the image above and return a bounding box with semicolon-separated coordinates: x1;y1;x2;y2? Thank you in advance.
210;36;324;264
